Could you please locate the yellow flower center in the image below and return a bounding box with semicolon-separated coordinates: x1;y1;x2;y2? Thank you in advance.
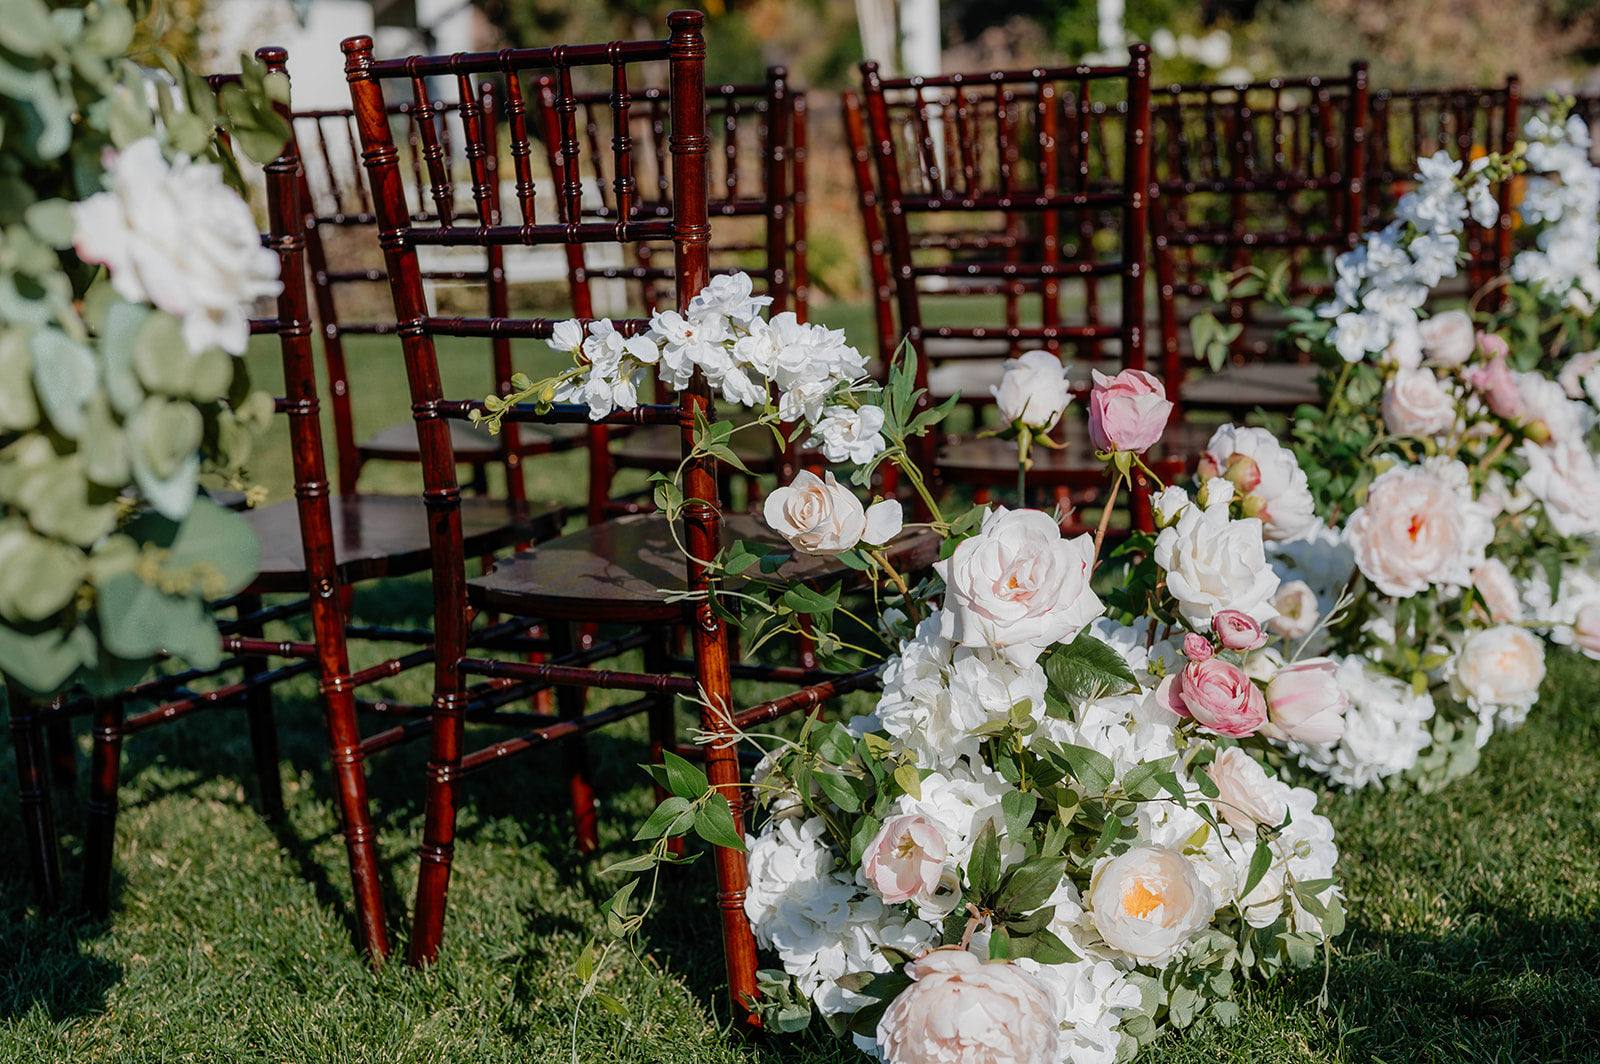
894;831;918;859
1122;880;1164;919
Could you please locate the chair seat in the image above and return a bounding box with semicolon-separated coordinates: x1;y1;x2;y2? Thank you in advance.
357;418;589;463
469;512;943;622
938;417;1215;486
1181;362;1321;414
610;424;783;474
246;494;564;593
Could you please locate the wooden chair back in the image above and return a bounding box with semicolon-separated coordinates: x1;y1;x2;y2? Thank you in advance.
858;48;1154;474
1364;78;1521;291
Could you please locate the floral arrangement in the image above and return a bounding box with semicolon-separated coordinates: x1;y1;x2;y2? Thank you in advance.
0;0;288;695
1219;105;1600;793
480;276;1349;1063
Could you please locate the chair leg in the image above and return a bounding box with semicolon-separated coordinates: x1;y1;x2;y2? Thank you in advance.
642;632;683;860
322;679;390;960
46;716;77;785
8;685;62;913
409;692;465;967
552;622;599;854
236;594;284;820
83;695;126;919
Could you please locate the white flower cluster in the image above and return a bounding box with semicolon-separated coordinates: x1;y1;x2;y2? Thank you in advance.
1511;113;1600;314
1321;151;1496;363
1290;656;1436;789
549;273;883;462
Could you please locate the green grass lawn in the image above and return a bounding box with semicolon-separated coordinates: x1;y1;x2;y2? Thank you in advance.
3;304;1599;1061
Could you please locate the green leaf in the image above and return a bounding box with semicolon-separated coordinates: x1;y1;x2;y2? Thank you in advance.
0;521;86;624
814;768;862;813
1001;789;1037;841
600;853;658;876
1042;630;1138;706
988;927;1010;959
692;792;746;851
1240;839;1274;900
30;328;97;439
657;749;710;800
848;814;883;867
994;855;1067;916
968;820;1001;897
1005;927;1079;964
634;796;694;840
1053;742;1116;794
892;763;922;800
0;0;56;57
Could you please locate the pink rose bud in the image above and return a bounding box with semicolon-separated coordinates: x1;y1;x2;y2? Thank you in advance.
1212;610;1267;651
1224;454;1262;493
1158;657;1269;737
1476;331;1509;359
1260;657;1348;744
862;814;947;904
1465;352;1523;420
1182;632;1215;661
1088;368;1173;454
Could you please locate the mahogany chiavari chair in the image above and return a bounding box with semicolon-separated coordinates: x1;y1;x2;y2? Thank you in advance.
12;49;563;961
293;89;585;500
344;16;930;1014
533;66;810;521
857;48;1179;528
1149;64;1368;417
1364;77;1521;293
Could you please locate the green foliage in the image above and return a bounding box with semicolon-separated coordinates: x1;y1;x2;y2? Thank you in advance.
0;0;285;695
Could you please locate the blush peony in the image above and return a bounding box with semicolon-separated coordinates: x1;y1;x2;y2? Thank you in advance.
1417;309;1476;366
1344;464;1494;598
876;948;1059;1064
1088;847;1214;964
72;137;282;356
991;350;1072;430
863;815;948;904
1267;580;1320;640
935;508;1103;666
1381;366;1456;437
1450;625;1546;714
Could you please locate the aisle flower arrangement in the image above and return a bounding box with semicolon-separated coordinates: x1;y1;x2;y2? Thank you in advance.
1245;104;1600;792
482;277;1347;1063
0;0;287;696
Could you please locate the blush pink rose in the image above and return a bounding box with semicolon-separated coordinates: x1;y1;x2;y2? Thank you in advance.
1088;368;1172;453
1159;657;1268;737
1204;746;1287;837
1212;610;1267;651
1260;657;1348;743
1466;353;1524;420
862;814;947;904
1382;366;1457;437
1418;310;1476;366
1182;632;1215;661
876;948;1059;1064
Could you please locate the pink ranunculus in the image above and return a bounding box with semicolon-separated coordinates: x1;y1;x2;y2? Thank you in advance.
862;814;947;904
1465;353;1524;420
1159;657;1268;737
876;948;1059;1064
1182;632;1215;661
1087;368;1172;453
1260;657;1347;743
1212;610;1267;651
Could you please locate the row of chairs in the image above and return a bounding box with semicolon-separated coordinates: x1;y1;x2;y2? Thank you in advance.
9;19;1534;1027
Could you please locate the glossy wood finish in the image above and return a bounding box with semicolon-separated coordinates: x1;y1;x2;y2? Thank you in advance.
1149;65;1367;391
858;50;1158;523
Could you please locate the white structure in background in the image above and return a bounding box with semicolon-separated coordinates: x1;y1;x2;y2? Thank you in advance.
853;0;939;79
1098;0;1125;54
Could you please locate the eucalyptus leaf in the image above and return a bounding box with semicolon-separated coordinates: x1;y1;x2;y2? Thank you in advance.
30;327;98;438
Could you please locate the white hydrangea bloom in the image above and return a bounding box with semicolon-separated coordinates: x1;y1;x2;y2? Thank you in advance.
1292;657;1436;789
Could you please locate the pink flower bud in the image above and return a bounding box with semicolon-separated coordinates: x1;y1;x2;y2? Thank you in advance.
1465;352;1523;420
1260;657;1348;744
1182;632;1215;661
1157;658;1268;737
1088;368;1172;454
1476;331;1509;359
1212;610;1267;651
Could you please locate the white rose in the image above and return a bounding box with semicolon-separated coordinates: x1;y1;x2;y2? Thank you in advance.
762;470;868;555
1197;425;1317;542
1519;440;1600;538
1153;485;1189;528
864;499;904;546
1205;747;1287;837
1344;464;1494;598
72;137;281;355
876;948;1059;1064
1088;846;1214;964
1471;558;1524;623
990;350;1072;430
935;508;1103;666
1451;625;1546;712
1153;489;1280;629
1267;580;1319;640
808;404;889;465
1381;366;1456;437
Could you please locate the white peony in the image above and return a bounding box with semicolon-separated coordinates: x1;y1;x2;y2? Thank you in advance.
1268;580;1320;640
1205;746;1286;837
1449;625;1546;718
935;508;1103;667
72;137;282;356
1087;846;1214;964
1153;488;1280;629
1417;309;1477;366
1197;424;1318;541
1518;439;1600;538
1471;558;1524;623
1344;463;1494;598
